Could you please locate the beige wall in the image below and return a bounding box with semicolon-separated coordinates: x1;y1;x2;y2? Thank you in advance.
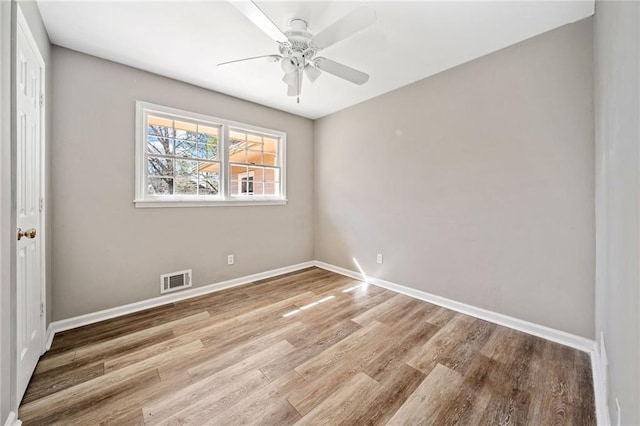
1;1;51;421
314;19;594;338
51;47;314;320
594;1;640;423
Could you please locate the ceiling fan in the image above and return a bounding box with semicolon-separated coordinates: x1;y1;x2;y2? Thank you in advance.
219;1;376;103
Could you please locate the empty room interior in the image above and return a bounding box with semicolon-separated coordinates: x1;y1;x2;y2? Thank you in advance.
1;0;639;424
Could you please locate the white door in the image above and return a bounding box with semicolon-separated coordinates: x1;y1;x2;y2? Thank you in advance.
15;8;45;403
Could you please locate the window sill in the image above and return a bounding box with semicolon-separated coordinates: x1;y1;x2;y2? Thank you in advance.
134;198;288;208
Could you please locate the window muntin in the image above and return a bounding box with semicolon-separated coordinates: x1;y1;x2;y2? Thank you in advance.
145;113;221;197
229;129;280;198
135;102;286;206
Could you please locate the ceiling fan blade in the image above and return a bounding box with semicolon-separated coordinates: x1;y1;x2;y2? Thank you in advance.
282;72;297;86
230;1;288;44
218;54;282;67
314;57;369;85
312;6;376;50
304;64;321;83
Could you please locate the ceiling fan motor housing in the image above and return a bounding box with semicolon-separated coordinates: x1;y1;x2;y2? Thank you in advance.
279;19;317;69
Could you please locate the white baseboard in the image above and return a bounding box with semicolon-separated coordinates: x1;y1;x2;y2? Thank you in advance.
314;260;613;424
48;259;595;354
313;261;365;282
43;258;608;424
47;261;315;338
591;346;611;425
313;261;595;353
44;323;54;351
3;412;21;426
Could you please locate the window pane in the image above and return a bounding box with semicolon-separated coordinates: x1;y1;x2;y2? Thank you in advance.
247;142;263;154
176;130;198;141
175;140;198;158
198;173;219;195
230;130;246;141
175;160;197;178
229;148;247;163
263;167;280;182
147;119;175;139
198;136;218;160
175;121;197;141
147;115;175;142
263;152;277;166
229;141;246;157
147;177;172;195
175;178;198;195
148;115;173;130
198;161;220;175
229;130;247;161
264;181;279;196
264;138;278;154
230;140;246;150
230;165;248;194
247;133;262;144
147;157;173;177
199;125;218;137
175;120;197;132
253;181;264;196
247;150;263;165
231;165;248;180
231;179;240;195
249;166;263;181
147;135;173;156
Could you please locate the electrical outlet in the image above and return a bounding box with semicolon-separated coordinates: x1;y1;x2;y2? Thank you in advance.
615;398;621;426
376;254;383;264
227;254;234;265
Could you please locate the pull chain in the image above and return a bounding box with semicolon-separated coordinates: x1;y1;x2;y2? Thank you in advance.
296;69;301;103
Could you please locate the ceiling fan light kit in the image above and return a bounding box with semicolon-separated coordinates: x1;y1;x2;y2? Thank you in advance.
219;1;376;104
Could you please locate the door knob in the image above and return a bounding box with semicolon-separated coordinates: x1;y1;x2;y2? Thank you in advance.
17;228;36;240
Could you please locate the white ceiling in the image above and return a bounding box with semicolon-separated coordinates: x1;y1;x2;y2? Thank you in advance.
37;1;594;119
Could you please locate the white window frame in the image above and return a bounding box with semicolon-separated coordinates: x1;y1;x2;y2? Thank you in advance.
134;101;287;207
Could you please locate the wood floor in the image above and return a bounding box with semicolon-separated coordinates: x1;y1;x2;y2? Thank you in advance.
20;267;595;425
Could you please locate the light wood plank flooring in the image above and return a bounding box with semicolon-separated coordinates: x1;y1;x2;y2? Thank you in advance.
19;267;595;425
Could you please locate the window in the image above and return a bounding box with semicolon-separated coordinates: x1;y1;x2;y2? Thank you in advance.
135;102;286;207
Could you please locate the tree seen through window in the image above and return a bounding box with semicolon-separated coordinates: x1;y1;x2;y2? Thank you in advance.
146;115;220;196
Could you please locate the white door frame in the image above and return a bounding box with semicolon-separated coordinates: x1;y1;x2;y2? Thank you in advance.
16;2;47;362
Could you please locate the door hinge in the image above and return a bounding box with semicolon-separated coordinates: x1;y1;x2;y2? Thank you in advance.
40;302;44;317
39;93;43;107
39;197;44;212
